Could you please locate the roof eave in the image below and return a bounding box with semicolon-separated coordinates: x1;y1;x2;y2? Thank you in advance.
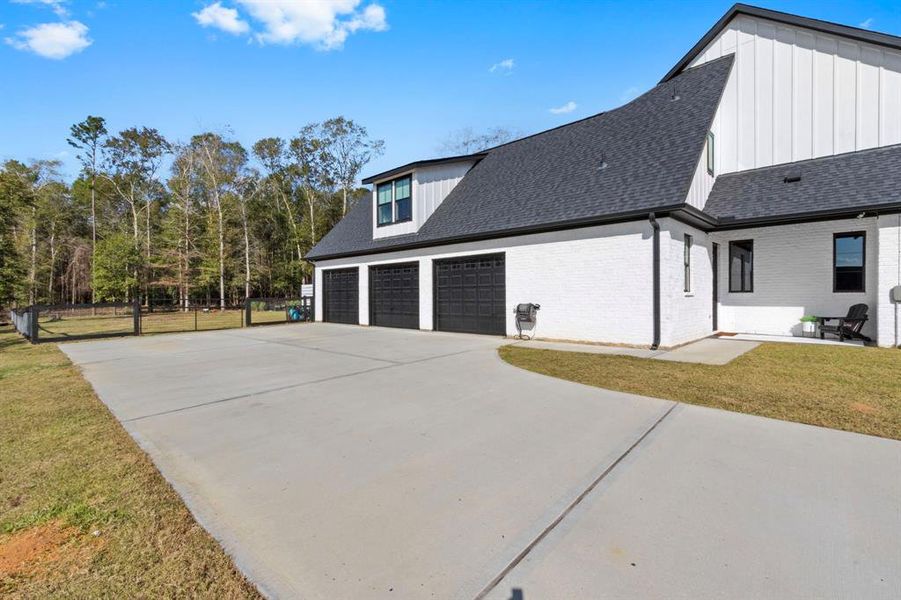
361;153;488;185
306;204;689;262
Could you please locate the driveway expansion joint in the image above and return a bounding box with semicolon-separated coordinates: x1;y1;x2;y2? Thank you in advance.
472;401;679;600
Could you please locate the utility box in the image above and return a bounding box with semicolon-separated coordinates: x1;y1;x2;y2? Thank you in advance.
514;303;541;339
892;285;901;303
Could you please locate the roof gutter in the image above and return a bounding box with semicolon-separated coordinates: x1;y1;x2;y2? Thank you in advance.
361;152;488;184
648;213;661;351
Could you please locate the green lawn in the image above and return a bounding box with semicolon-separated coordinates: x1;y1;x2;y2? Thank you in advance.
499;342;901;440
0;326;261;598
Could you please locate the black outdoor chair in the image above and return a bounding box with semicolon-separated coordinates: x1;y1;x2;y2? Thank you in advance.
816;304;871;342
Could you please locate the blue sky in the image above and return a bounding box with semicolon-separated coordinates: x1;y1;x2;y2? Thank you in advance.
1;0;899;182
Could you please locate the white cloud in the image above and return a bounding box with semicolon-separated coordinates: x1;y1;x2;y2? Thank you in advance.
232;0;388;50
859;17;875;29
193;2;250;35
549;100;577;115
5;20;92;59
489;58;514;73
11;0;69;18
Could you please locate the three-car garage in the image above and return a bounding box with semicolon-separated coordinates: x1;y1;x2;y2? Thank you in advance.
320;253;507;336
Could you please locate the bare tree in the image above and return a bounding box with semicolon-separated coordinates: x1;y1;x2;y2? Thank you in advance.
253;137;303;265
235;170;262;301
67;116;107;304
192;132;246;310
322;117;384;215
168;144;199;310
289;124;331;250
439;126;518;155
66;115;107;304
102;127;170;301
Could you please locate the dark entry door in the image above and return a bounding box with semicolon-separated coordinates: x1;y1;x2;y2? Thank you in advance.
370;262;419;329
323;267;359;324
434;253;506;335
711;242;719;331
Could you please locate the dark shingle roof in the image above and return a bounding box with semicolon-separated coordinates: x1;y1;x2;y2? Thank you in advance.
704;144;901;223
307;55;734;260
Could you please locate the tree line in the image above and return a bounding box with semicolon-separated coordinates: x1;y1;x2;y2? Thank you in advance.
0;116;383;310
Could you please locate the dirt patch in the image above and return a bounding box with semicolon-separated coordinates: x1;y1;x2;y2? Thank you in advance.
0;521;101;581
850;402;878;415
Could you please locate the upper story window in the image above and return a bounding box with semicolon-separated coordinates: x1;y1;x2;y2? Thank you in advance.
729;239;753;293
834;232;865;293
706;131;715;175
376;175;412;226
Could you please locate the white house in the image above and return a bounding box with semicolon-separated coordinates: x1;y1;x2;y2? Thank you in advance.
306;4;901;349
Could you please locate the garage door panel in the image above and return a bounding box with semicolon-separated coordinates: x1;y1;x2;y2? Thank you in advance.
370;263;419;329
323;268;359;325
434;253;505;336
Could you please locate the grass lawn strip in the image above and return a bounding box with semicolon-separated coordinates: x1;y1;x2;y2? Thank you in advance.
499;342;901;440
0;326;261;598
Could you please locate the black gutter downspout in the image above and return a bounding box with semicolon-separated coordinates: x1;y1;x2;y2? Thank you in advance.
649;213;661;350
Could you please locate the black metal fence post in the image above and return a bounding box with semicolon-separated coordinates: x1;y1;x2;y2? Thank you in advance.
30;305;39;343
133;298;141;335
245;298;251;327
194;307;198;331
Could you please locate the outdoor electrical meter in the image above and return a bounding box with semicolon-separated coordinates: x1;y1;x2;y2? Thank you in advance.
892;285;901;303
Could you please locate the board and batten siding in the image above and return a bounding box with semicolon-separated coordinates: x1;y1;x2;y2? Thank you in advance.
372;161;475;240
684;139;716;209
689;14;901;176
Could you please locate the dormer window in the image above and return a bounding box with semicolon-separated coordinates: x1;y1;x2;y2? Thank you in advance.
377;175;413;226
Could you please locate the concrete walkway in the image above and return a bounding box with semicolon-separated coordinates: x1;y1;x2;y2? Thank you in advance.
518;336;760;365
62;324;901;599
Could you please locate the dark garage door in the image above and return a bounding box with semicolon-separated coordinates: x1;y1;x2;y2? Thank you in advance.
434;253;506;335
323;267;359;324
370;263;419;329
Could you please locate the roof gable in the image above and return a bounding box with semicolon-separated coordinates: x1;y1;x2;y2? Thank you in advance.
662;3;901;83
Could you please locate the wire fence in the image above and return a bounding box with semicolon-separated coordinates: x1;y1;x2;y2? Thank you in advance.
140;304;245;335
246;297;313;327
7;296;315;344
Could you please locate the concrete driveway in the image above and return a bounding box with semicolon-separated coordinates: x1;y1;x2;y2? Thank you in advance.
62;324;901;599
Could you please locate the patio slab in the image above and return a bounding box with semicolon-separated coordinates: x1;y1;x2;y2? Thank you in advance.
654;337;759;365
727;333;865;347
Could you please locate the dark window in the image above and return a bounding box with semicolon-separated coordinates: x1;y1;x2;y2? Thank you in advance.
706;131;715;175
729;240;753;292
684;234;692;293
834;232;865;293
376;175;412;226
377;182;393;225
394;175;412;222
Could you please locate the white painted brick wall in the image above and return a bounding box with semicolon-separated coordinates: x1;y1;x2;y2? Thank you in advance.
710;218;880;341
315;222;655;346
877;215;901;348
661;219;715;346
